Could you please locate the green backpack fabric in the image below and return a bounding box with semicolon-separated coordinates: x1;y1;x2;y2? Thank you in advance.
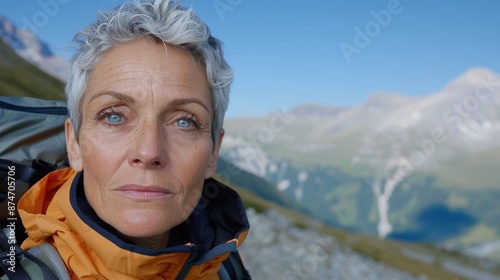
0;96;69;244
0;96;250;280
0;96;68;279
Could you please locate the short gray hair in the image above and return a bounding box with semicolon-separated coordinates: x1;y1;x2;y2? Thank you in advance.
65;0;232;143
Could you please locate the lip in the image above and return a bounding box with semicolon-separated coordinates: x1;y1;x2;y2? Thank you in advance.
115;185;174;200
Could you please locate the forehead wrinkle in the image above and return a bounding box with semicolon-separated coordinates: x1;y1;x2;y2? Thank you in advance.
86;40;211;113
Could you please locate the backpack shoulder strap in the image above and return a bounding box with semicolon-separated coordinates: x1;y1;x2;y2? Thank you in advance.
22;243;70;280
219;251;251;280
0;229;68;280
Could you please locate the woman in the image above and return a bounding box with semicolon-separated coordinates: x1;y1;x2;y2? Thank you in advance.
17;0;250;279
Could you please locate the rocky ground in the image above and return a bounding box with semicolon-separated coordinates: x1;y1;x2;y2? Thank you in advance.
238;208;425;280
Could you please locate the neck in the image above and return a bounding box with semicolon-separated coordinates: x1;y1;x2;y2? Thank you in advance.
123;231;171;250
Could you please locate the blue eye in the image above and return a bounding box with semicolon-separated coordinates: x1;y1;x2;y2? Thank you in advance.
177;119;191;128
107;113;123;123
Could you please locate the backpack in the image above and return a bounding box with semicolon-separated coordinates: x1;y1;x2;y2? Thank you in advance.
0;96;250;280
0;96;69;279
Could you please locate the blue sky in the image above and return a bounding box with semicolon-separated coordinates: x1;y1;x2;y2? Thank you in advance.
2;0;500;117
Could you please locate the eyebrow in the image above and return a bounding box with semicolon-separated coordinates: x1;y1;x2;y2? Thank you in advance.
87;91;210;113
168;97;210;113
87;91;136;105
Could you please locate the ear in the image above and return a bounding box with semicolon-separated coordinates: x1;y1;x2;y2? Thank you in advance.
65;119;83;172
205;128;224;179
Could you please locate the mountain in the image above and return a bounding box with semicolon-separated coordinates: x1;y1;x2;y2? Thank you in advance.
0;16;69;81
0;38;65;99
221;67;500;263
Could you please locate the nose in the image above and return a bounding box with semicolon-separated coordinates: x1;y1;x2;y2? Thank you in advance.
128;121;167;169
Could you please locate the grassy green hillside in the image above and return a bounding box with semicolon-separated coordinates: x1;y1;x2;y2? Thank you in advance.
0;40;65;99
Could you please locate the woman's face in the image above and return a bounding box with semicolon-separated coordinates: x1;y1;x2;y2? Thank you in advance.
66;39;223;246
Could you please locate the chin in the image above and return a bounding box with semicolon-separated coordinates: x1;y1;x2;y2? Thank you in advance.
115;211;179;239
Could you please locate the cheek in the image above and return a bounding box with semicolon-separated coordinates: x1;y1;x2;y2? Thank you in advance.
80;127;128;161
174;142;212;198
177;142;213;176
176;185;204;222
78;133;127;189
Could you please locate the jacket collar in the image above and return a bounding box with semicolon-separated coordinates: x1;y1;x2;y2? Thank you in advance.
19;168;249;279
70;171;250;257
